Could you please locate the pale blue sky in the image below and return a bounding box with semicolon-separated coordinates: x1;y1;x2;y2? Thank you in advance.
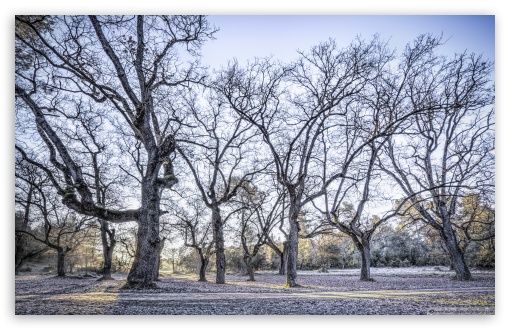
201;15;495;68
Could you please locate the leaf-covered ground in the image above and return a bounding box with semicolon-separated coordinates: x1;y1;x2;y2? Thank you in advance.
15;267;495;315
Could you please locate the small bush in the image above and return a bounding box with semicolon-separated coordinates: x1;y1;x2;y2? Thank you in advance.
42;266;54;273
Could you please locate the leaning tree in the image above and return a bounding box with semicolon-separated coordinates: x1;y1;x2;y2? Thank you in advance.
380;38;494;280
15;15;216;287
313;35;451;281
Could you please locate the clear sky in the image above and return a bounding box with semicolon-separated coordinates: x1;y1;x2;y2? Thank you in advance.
201;15;495;69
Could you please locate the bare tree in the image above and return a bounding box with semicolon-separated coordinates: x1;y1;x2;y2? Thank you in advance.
15;15;215;287
455;194;495;254
380;42;494;280
233;181;286;281
15;163;48;274
67;108;125;280
316;140;387;281
117;226;137;272
245;179;289;276
177;93;266;284
218;37;393;286
15;159;94;277
171;196;214;282
164;247;183;274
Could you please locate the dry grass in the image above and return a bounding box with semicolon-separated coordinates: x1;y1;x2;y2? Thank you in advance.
15;267;495;315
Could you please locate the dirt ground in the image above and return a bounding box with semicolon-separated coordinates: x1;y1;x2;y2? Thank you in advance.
14;266;495;315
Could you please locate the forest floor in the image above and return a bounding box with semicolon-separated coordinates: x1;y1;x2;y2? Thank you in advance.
14;266;495;315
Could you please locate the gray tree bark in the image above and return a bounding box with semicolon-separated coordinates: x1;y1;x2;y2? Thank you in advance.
198;255;209;282
211;205;226;284
358;237;372;281
440;216;471;280
56;249;66;277
98;220;116;280
285;207;300;287
281;242;289;275
155;237;166;281
126;168;163;287
244;255;255;281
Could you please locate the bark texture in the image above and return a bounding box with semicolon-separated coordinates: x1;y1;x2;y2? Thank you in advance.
285;210;300;287
98;220;116;280
244;255;255;281
281;241;289;275
126;172;162;287
359;238;372;281
441;219;471;280
198;256;209;282
56;249;66;277
212;206;226;284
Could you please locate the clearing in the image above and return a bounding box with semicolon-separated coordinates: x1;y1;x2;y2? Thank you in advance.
15;266;495;315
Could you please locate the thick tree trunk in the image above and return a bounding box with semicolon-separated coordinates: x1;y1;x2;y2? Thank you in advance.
198;256;209;282
441;222;471;280
244;255;255;281
285;208;300;287
211;205;226;284
56;249;66;277
126;176;161;287
359;238;372;281
350;234;372;281
440;240;455;270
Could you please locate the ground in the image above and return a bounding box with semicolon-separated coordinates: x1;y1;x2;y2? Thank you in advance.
15;266;495;315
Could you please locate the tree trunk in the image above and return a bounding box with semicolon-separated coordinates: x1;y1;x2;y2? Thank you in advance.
15;261;23;275
126;174;161;287
359;238;372;281
441;222;471;280
266;239;285;275
211;205;226;284
99;220;116;280
56;249;66;277
279;253;285;275
440;240;455;270
244;255;255;281
285;208;299;287
15;188;32;275
280;242;288;275
15;234;26;275
198;256;209;282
